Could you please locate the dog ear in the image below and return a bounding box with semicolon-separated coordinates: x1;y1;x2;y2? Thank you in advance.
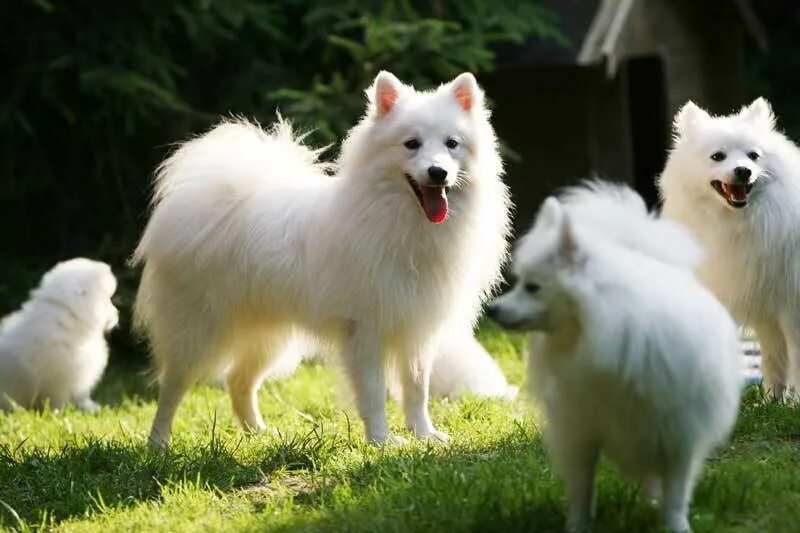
450;73;482;112
537;197;562;228
558;212;579;263
371;71;403;118
740;97;775;129
673;101;709;137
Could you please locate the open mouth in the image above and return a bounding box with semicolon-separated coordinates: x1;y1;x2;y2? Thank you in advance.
711;180;753;209
405;173;450;224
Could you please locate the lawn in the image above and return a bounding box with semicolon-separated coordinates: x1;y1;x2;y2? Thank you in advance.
1;321;799;532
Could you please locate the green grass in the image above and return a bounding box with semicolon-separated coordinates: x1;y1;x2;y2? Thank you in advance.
1;322;799;532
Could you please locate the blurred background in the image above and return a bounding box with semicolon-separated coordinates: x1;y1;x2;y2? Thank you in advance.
1;0;797;364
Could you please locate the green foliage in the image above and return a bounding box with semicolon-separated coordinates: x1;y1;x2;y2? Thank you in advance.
0;0;562;260
0;2;563;363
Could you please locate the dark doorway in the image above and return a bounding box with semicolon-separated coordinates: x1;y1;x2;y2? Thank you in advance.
625;56;668;208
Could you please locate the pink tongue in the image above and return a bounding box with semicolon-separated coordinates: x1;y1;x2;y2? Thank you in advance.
723;183;748;201
420;186;448;224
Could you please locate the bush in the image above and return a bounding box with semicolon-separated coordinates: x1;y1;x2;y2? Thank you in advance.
0;0;562;360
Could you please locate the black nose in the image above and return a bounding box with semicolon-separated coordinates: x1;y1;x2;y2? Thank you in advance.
733;167;752;182
427;166;448;184
486;303;499;320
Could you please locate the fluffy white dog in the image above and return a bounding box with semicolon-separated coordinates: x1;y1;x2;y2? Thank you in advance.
489;182;741;532
659;98;800;400
426;327;518;400
0;258;118;412
261;327;518;401
133;71;510;446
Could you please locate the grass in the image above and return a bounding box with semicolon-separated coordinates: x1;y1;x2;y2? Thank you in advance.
1;321;799;532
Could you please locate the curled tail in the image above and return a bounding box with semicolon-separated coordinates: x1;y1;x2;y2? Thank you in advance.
132;116;330;267
560;179;703;268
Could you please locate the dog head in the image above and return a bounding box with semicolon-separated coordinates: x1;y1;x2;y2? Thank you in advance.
37;258;118;331
342;71;496;224
487;197;582;331
660;98;778;210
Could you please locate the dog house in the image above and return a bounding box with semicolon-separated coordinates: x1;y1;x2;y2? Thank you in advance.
483;0;767;233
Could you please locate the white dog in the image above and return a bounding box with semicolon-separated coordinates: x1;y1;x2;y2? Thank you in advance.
133;71;510;446
426;327;518;400
0;258;118;412
659;98;800;400
261;327;518;401
489;182;741;532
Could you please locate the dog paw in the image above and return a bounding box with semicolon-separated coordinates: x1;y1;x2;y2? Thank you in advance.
367;432;409;446
242;420;267;434
76;398;101;413
416;429;451;443
147;431;170;450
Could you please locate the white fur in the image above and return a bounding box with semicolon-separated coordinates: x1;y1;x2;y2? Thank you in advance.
489;183;741;532
427;327;518;400
0;258;117;412
261;328;518;401
659;98;800;400
133;71;510;446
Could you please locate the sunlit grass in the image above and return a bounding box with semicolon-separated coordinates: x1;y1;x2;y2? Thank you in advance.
0;322;798;532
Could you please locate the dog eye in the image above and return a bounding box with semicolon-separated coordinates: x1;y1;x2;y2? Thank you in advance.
524;282;540;294
445;138;459;149
710;151;726;162
404;139;421;150
747;151;760;161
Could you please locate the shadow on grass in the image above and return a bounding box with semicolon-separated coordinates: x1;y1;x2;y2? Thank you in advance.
0;434;255;527
0;420;364;528
263;427;664;533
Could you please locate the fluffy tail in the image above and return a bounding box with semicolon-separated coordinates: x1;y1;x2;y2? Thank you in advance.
132;117;330;266
559;179;703;268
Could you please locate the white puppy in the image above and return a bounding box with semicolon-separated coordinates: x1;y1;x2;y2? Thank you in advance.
489;182;741;532
0;258;118;412
659;98;800;400
133;71;510;446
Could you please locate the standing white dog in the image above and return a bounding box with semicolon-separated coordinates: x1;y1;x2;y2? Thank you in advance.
0;258;118;412
659;98;800;400
133;71;510;446
488;183;741;532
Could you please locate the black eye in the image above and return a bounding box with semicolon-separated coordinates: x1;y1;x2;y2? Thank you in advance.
710;151;726;162
404;138;420;150
524;282;540;294
445;138;459;149
748;151;760;161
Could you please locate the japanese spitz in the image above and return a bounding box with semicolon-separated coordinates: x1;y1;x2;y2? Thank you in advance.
0;258;117;412
133;71;510;446
489;182;741;532
263;327;518;401
660;98;800;400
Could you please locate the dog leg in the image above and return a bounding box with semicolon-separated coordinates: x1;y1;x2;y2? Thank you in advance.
778;314;800;399
661;456;699;533
227;352;269;433
341;323;394;444
74;395;101;413
561;443;598;533
149;370;195;449
399;348;449;442
754;320;788;401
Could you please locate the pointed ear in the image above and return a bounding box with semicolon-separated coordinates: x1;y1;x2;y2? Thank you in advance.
558;212;579;263
537;196;562;228
372;71;403;118
450;72;482;112
740;97;775;129
673;101;709;137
